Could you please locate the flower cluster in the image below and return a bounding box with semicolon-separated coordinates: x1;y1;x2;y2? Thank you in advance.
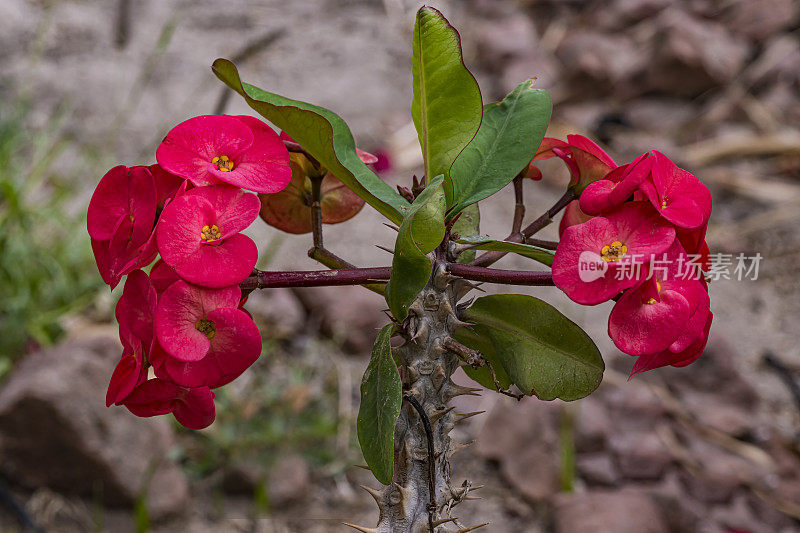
88;115;291;428
543;136;712;377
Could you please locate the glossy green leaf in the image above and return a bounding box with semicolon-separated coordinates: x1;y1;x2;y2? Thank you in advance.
462;295;603;401
212;58;409;225
449;79;552;217
451;203;480;264
455;235;554;267
357;324;402;484
411;6;482;203
453;324;512;390
385;175;446;320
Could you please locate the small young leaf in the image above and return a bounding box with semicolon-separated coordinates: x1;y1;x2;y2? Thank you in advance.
385;175;446;320
462;294;603;401
451;203;480;264
455;235;554;267
212;59;409;225
357;324;402;485
449;79;552;217
411;6;482;203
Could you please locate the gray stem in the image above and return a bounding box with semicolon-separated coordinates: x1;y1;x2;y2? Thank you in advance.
350;262;486;533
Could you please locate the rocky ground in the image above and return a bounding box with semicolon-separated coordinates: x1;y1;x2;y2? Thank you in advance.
1;0;799;531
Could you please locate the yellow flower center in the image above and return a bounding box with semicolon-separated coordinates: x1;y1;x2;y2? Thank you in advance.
661;198;668;209
211;155;234;172
600;240;627;262
645;281;661;305
200;224;221;242
195;318;216;339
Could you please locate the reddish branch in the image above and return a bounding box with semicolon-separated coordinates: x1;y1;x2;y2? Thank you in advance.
241;264;553;291
470;189;576;268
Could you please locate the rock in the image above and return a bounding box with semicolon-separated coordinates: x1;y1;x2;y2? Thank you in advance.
609;431;673;480
267;454;311;506
291;285;388;354
500;444;560;502
476;398;560;459
554;489;669;533
0;334;188;519
575;397;611;453
747;35;800;87
577;453;619;486
556;32;647;87
681;391;753;438
244;287;305;339
727;0;800;41
646;9;750;96
222;460;265;495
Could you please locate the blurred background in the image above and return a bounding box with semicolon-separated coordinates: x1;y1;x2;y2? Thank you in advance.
1;0;799;531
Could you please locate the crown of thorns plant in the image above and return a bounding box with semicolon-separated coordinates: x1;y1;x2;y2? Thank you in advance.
87;6;712;532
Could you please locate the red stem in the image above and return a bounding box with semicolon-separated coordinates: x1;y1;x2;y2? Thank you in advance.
240;264;555;291
448;264;554;286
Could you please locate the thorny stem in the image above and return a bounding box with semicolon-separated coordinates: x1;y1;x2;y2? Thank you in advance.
442;338;523;401
403;393;437;533
469;188;576;268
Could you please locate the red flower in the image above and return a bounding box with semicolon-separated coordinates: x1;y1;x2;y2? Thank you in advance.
154;281;261;377
608;242;710;356
88;166;158;288
558;200;593;236
156;184;260;287
629;312;713;378
531;135;617;192
156;115;291;193
149;259;181;295
122;378;215;430
640;151;711;229
552;202;676;305
579;153;653;215
107;269;157;406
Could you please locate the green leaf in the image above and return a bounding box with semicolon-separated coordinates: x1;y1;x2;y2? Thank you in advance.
411;6;482;203
455;235;554;267
449;79;552;216
462;294;603;401
357;324;402;485
451;203;480;264
385;175;446;320
212;58;409;225
453;325;512;391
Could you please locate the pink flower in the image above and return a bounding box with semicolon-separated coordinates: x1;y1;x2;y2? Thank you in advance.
629;312;713;378
558;200;593;236
88;166;158;288
156;184;260;287
608;243;709;356
150;164;189;211
122;378;215;430
552;202;676;305
532;135;617;192
149;259;181;295
579;153;654;215
154;281;261;379
640;151;711;229
107;269;157;406
156;115;291;193
88;165;157;243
